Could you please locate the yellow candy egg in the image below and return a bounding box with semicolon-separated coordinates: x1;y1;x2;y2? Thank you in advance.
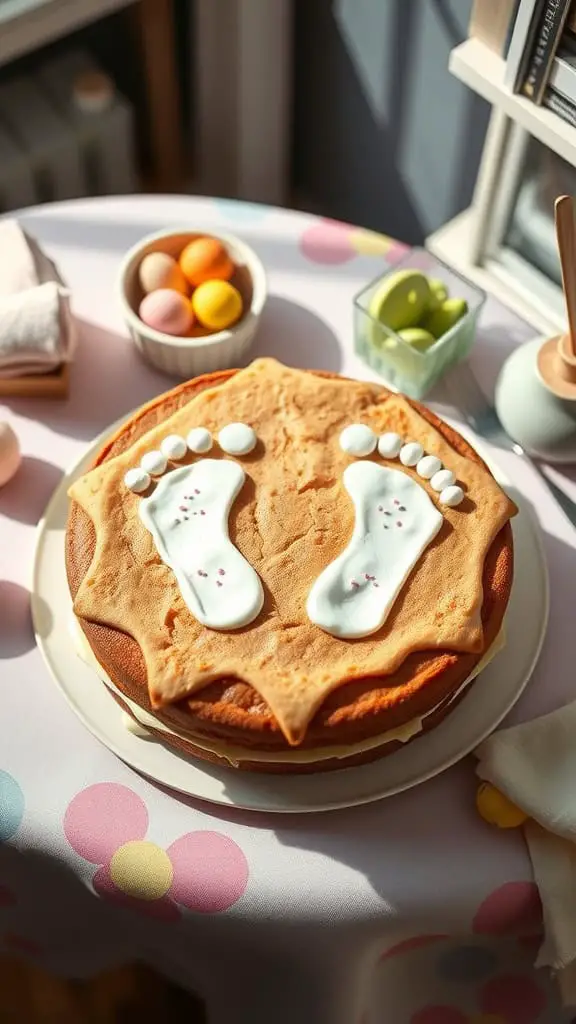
476;782;528;829
192;280;243;331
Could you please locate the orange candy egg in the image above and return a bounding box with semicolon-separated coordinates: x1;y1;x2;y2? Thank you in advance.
179;237;234;287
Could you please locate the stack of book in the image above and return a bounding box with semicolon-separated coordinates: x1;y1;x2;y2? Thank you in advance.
470;0;576;127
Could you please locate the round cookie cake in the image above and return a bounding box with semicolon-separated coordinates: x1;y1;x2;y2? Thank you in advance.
66;358;516;773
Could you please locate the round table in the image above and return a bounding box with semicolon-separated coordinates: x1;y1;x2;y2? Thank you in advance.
0;195;573;1024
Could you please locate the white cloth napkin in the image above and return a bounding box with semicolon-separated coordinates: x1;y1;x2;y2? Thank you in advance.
0;220;75;377
476;701;576;1005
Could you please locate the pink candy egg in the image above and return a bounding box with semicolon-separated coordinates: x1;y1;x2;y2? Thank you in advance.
138;252;188;296
138;289;193;336
0;422;20;488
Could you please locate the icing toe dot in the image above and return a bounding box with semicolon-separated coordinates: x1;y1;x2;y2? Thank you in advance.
187;427;213;454
124;467;151;493
141;450;167;476
417;455;442;480
439;484;464;507
160;434;187;460
378;432;403;459
339;424;377;457
399;442;424;467
430;468;456;491
218;423;257;456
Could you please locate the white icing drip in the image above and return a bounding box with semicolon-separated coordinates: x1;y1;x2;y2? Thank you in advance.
141;450;167;476
306;462;443;639
187;427;213;454
430;468;455;491
124;467;151;493
160;434;187;460
138;460;264;630
377;432;403;459
399;442;424;467
218;423;257;455
121;711;151;738
69;614;505;764
417;455;442;480
339;424;377;457
440;485;464;508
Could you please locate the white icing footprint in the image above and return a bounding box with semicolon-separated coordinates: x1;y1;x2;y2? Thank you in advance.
306;461;443;639
138;459;264;630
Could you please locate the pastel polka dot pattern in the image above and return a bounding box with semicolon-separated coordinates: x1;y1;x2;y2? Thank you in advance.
436;945;498;984
473;883;542;938
211;198;270;223
63;785;248;918
109;841;173;901
0;770;24;841
349;228;393;257
479;974;545;1024
168;831;249;912
64;783;148;863
300;219;355;264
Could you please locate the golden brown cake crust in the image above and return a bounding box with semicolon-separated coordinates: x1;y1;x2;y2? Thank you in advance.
66;368;513;759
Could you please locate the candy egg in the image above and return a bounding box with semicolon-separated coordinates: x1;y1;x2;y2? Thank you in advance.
0;422;20;488
424;297;468;339
368;269;431;331
179;237;234;287
397;327;436;353
476;782;528;829
427;277;448;312
139;289;193;336
138;252;188;295
192;280;243;331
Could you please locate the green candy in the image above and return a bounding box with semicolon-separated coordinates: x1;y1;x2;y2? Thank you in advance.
424;297;468;339
397;327;436;353
368;269;431;331
427;277;448;312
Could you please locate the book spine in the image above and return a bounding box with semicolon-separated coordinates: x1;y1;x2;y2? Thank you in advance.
521;0;572;102
543;85;576;122
505;0;545;90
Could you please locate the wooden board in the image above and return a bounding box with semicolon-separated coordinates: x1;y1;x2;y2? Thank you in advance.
0;362;69;399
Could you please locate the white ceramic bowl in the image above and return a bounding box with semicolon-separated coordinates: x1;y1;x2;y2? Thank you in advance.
118;228;267;378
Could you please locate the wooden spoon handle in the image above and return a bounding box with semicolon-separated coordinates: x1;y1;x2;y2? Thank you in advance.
555;195;576;358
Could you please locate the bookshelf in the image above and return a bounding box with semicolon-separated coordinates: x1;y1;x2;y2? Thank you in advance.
450;38;576;167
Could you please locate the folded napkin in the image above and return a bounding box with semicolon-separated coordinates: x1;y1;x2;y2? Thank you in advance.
0;220;75;377
476;701;576;1005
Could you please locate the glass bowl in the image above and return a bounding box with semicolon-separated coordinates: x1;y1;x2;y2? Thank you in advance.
353;248;486;399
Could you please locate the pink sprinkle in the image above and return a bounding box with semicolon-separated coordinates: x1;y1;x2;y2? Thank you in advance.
194;489;200;495
216;580;223;587
393;499;400;506
179;505;188;511
218;569;226;576
396;520;403;527
378;505;383;512
200;510;206;516
365;574;375;581
197;570;208;577
351;580;359;589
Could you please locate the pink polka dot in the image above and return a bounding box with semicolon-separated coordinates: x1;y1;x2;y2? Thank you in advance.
410;1007;467;1024
93;865;179;922
382;934;448;958
300;219;355;265
386;240;410;264
479;974;545;1024
473;883;542;938
168;831;248;913
64;784;148;863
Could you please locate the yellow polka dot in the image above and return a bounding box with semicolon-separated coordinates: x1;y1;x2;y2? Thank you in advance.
469;1015;507;1024
476;782;529;829
109;841;173;900
350;228;392;256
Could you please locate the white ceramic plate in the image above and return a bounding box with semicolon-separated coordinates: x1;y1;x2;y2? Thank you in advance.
32;424;548;813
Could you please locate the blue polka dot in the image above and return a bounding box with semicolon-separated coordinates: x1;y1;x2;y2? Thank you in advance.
212;199;271;224
0;771;24;841
436;944;498;983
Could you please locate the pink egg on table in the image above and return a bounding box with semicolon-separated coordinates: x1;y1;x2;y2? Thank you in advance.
0;422;21;488
138;252;188;295
138;289;193;336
